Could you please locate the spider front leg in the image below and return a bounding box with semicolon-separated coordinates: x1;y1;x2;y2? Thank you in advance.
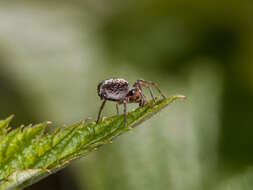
138;82;156;103
134;84;153;107
138;93;150;107
137;79;166;99
137;85;149;106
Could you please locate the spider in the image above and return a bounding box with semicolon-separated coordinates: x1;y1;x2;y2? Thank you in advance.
96;78;166;126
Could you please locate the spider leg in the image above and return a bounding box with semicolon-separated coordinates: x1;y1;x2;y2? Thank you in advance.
135;83;152;107
137;79;166;98
123;100;127;126
138;85;148;103
96;99;107;123
138;82;156;103
116;104;119;114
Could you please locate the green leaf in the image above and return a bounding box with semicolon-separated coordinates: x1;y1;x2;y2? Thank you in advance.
0;95;185;190
0;115;14;136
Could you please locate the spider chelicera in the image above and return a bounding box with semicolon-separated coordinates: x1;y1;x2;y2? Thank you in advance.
96;78;166;126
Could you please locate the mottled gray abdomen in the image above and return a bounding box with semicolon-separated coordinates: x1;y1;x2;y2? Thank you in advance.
97;78;129;101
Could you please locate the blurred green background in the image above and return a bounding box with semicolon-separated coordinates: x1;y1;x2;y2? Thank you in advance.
1;1;253;190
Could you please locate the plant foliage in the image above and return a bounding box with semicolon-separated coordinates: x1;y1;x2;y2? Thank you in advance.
0;95;185;190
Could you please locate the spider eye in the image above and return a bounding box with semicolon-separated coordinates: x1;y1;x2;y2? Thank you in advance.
129;89;135;96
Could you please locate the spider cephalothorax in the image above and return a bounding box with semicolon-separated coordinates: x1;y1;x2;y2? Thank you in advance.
96;78;166;126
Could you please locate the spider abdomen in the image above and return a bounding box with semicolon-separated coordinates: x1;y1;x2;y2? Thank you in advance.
97;78;129;101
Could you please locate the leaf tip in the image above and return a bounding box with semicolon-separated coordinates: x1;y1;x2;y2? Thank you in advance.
9;114;15;119
174;94;187;99
5;114;15;123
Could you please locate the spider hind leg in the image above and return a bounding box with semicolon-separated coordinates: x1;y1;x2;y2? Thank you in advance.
96;100;107;123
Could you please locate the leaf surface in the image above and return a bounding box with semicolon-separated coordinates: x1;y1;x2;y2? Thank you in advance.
0;95;185;190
